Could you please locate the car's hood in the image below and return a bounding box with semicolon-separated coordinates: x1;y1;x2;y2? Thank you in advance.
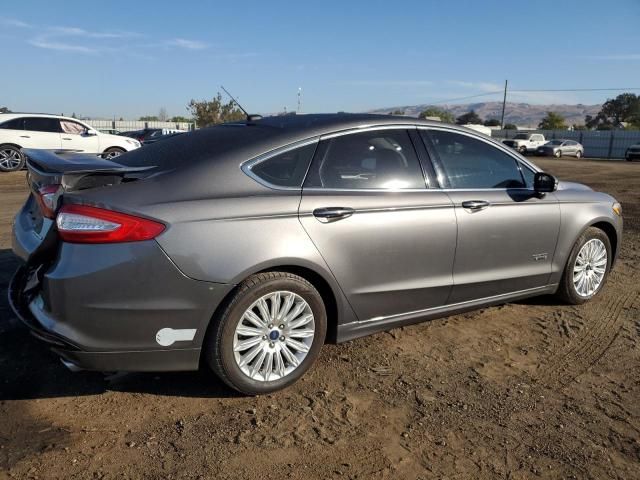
100;132;139;145
556;181;593;191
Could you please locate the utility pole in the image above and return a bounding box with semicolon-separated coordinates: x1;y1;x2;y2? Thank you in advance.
297;87;302;114
500;79;508;129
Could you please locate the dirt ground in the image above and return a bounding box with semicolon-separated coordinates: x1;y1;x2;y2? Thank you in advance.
0;158;638;480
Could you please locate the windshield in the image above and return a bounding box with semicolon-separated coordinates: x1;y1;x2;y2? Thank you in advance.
513;133;530;139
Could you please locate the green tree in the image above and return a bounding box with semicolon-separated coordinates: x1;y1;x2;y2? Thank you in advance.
0;106;12;113
139;115;159;121
483;118;501;127
538;111;567;130
187;92;245;127
586;93;640;129
503;123;518;130
390;109;405;115
170;116;191;123
418;107;455;123
455;109;483;125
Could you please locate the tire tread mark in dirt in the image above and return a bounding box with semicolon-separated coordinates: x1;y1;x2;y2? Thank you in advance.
537;291;638;387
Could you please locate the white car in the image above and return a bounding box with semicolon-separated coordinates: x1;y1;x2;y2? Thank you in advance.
0;113;141;172
502;133;546;154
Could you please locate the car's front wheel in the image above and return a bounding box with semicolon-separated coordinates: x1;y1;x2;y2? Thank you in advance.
575;150;582;158
519;146;527;154
102;147;126;159
555;150;562;158
557;227;611;304
0;144;25;172
205;272;327;395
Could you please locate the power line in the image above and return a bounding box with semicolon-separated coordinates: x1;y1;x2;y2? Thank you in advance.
511;87;640;92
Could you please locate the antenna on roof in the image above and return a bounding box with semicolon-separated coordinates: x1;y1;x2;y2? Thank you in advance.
220;86;262;122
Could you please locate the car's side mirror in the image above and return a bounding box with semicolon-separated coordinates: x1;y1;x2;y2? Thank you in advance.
85;129;98;136
534;172;558;193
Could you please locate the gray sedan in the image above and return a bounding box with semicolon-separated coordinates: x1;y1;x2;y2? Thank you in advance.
537;139;584;158
9;114;622;394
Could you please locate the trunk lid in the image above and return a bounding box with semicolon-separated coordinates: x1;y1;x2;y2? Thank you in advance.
15;149;155;264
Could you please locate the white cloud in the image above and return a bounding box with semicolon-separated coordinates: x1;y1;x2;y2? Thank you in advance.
29;37;100;54
340;80;434;87
0;18;32;28
447;80;503;92
166;38;208;50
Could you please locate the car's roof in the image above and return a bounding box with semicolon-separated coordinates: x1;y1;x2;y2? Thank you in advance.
0;112;87;123
242;113;441;136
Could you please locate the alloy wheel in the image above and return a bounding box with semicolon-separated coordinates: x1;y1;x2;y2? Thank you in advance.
573;238;607;297
233;291;315;382
0;148;22;170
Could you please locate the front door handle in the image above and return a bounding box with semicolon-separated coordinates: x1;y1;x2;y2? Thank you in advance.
313;207;355;222
461;200;490;212
20;135;31;138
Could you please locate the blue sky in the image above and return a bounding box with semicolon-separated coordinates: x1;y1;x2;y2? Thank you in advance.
1;0;639;119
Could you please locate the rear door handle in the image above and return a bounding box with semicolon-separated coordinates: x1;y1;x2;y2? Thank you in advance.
461;200;490;212
313;207;355;222
20;135;30;138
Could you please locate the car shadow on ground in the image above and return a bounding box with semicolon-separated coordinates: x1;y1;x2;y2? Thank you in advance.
0;249;239;401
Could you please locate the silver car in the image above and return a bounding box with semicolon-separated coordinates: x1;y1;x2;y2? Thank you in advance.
537;139;585;158
9;114;622;394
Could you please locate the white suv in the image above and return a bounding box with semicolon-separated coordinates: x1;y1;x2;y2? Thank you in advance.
502;133;546;154
0;113;141;172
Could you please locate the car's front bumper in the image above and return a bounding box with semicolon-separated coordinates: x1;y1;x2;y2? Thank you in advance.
626;152;640;160
8;240;233;372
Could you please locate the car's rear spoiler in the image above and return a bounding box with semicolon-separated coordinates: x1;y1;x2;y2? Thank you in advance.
23;149;155;191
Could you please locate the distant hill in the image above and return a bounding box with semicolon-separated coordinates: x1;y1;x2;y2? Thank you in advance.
369;101;601;128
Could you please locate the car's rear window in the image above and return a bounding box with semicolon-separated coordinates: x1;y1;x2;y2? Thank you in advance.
115;124;282;171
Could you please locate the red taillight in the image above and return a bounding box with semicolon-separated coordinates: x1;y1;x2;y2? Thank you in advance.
36;185;60;219
56;204;165;243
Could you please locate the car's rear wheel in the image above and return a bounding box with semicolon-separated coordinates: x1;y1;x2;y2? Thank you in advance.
0;145;25;172
555;150;562;158
556;227;611;304
204;272;327;395
102;147;125;159
575;150;582;158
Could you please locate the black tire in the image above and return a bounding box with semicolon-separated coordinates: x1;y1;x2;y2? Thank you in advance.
555;150;562;158
102;147;126;159
556;227;612;305
0;144;25;172
204;272;327;395
575;150;582;159
519;146;527;155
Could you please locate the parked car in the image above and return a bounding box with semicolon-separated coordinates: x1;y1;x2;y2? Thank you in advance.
120;128;186;144
0;114;141;172
98;129;122;135
502;133;546;154
537;139;584;158
625;143;640;161
9;114;622;394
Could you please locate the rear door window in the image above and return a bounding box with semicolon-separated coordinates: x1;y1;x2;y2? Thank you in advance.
424;130;525;189
24;117;61;133
305;129;425;189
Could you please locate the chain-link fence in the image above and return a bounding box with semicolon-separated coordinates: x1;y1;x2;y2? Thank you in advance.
491;129;640;159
